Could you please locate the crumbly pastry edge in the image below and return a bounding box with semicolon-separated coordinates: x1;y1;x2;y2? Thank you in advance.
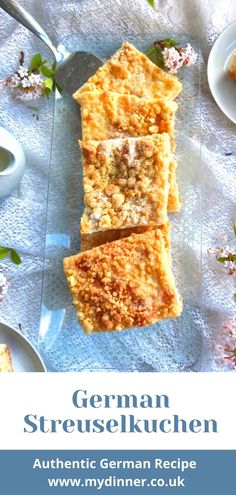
64;228;182;333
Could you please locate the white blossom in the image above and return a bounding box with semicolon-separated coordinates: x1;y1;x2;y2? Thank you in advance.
2;63;45;102
10;74;21;86
28;73;44;85
13;86;44;102
17;65;29;78
21;78;32;88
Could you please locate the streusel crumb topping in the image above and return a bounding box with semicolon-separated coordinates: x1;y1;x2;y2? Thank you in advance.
64;227;182;333
79;90;177;147
80;134;171;234
73;42;182;100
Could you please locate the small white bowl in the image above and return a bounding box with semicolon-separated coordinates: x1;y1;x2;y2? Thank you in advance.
0;127;26;199
207;22;236;124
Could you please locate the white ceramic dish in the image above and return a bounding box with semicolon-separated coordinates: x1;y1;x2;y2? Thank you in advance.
0;322;46;372
208;22;236;124
0;127;26;199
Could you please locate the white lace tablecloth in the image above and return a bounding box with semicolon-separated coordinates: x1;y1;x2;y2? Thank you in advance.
0;0;235;371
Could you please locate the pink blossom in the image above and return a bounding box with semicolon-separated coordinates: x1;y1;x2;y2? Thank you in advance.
181;43;198;66
208;243;236;276
207;247;222;257
218;235;228;243
162;44;197;74
1;63;44;102
162;47;183;74
225;260;236;276
215;317;236;370
12;85;44;102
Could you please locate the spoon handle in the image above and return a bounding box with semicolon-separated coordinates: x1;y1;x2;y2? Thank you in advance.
0;0;59;60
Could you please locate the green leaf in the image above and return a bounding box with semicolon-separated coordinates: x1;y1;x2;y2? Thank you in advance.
43;89;51;98
10;249;22;265
158;38;177;48
41;65;54;78
147;38;178;69
0;246;21;264
217;254;236;263
30;53;42;70
146;46;165;69
233;223;236;237
146;0;156;9
50;61;56;74
0;247;10;260
43;78;53;91
40;58;48;66
217;256;228;263
233;293;236;302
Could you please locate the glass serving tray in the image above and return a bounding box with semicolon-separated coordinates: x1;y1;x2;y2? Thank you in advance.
39;37;202;372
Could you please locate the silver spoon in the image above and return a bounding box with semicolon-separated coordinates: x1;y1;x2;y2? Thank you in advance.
0;0;103;94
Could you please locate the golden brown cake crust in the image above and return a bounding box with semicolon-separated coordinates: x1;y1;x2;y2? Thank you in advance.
80;134;171;234
73;42;182;101
64;228;182;333
78;91;180;213
78;90;177;143
0;344;13;372
78;91;180;212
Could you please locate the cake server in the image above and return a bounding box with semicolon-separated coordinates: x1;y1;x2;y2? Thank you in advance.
0;0;103;94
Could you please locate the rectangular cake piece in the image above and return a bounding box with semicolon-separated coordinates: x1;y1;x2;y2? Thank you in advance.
73;42;182;101
64;228;182;333
80;134;171;234
0;344;13;372
78;90;180;213
78;90;177;144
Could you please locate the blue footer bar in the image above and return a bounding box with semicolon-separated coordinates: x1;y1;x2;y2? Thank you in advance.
0;450;234;493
